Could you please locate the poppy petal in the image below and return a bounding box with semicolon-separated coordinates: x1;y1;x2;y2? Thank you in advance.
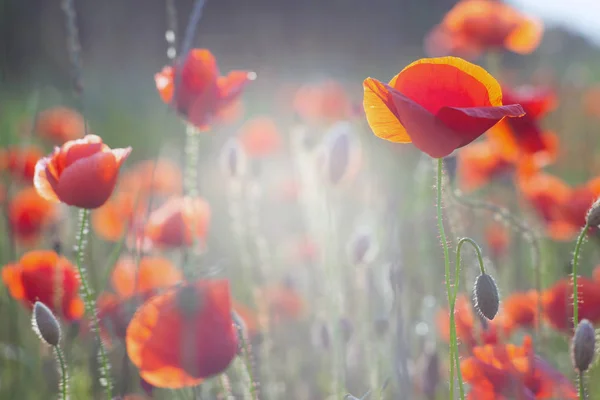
33;156;61;203
362;78;411;143
1;264;25;299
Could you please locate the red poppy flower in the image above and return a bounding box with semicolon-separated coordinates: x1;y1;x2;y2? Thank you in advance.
91;190;146;242
541;277;600;333
485;222;510;259
425;0;544;59
155;48;253;131
0;146;44;183
519;173;600;241
237;116;282;158
501;291;539;332
363;57;525;158
126;279;238;388
293;80;352;125
8;187;57;243
34;134;132;209
2;250;84;320
456;140;514;192
35;107;86;144
488;85;558;165
461;335;577;399
256;283;305;325
144;196;211;248
98;256;183;341
437;294;512;350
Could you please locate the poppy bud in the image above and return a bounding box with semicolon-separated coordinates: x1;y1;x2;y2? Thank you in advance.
586;198;600;227
473;273;500;320
32;301;61;346
572;319;596;373
322;121;360;185
347;228;379;265
219;138;247;179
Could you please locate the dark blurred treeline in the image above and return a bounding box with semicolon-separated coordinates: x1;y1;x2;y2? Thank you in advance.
1;0;459;89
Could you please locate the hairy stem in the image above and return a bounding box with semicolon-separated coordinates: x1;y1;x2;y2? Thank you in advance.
572;224;588;330
55;346;69;400
75;208;112;399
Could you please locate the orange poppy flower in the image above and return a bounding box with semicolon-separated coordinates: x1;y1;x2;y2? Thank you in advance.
456;140;513;192
541;277;600;333
461;335;577;399
237;116;282;158
92;190;147;242
98;256;183;341
126;279;238;388
501;291;539;332
2;250;84;320
144;196;211;248
155;48;253;131
34;134;132;209
426;0;543;59
363;57;525;158
0;146;44;183
488;85;558;165
8;187;57;243
119;159;183;197
35;107;86;144
293;80;352;125
485;222;510;259
437;294;512;350
256;283;305;325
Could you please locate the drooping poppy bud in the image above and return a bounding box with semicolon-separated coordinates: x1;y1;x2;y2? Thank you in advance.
32;301;61;346
473;273;500;320
572;319;596;373
586;198;600;227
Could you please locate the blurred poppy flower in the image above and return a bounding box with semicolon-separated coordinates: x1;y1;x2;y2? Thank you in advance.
126;279;238;388
363;57;525;158
0;146;43;183
488;85;558;166
91;190;146;242
502;291;539;332
582;84;600;118
34;134;132;209
2;250;84;320
541;277;600;333
35;107;86;144
155;48;253;131
519;173;600;241
461;335;577;399
426;0;543;59
456;140;513;192
237;116;282;158
437;294;512;350
98;256;183;341
119;159;183;197
8;187;57;243
256;283;305;325
485;222;510;259
293;80;352;125
144;196;211;248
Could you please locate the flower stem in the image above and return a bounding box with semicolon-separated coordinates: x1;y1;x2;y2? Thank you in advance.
579;371;585;400
237;322;259;400
436;158;462;399
75;208;112;399
55;346;69;400
572;224;589;331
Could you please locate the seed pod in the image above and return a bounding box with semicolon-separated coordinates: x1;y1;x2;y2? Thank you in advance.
473;273;500;320
572;319;596;373
32;301;61;346
586;198;600;227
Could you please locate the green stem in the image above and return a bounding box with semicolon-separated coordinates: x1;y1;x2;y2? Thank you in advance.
75;208;112;399
238;326;259;400
436;158;462;399
579;371;585;400
572;223;589;330
55;346;68;400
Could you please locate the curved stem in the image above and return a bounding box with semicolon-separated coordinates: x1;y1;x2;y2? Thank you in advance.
572;224;589;330
55;346;69;400
455;237;486;284
435;158;463;399
75;208;112;399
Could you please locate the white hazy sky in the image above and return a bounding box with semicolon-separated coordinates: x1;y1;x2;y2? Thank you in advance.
509;0;600;43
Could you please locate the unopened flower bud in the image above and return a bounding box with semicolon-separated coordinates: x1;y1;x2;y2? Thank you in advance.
572;319;596;373
473;273;500;320
586;198;600;227
219;138;247;179
32;301;61;346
